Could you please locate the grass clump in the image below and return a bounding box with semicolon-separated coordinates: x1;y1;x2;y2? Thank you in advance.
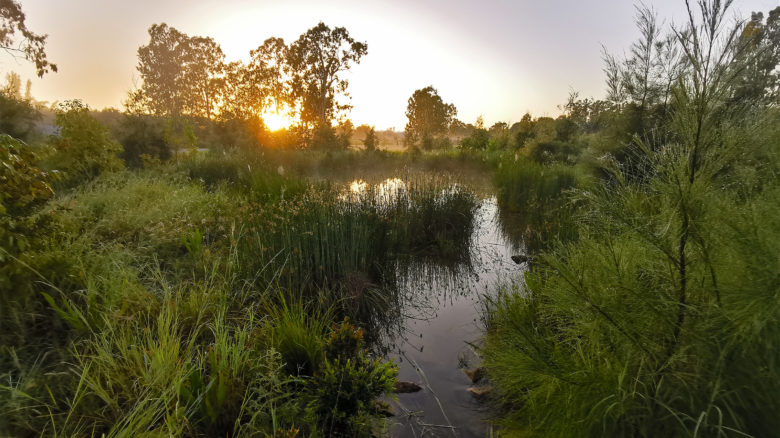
494;157;585;252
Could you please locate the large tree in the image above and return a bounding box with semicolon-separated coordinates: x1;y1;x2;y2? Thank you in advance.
0;0;56;77
404;86;456;146
287;22;367;128
130;23;224;119
730;6;780;104
220;37;286;121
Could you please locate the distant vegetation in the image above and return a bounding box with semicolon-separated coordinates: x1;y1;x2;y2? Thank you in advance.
1;0;779;436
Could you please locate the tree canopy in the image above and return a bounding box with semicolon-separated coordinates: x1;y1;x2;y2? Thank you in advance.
404;86;456;147
287;22;367;128
130;23;225;118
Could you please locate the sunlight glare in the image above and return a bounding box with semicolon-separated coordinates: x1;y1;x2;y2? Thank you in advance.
261;110;294;131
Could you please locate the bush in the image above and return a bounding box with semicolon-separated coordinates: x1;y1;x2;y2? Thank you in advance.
527;140;581;164
116;114;169;167
0;93;40;141
484;129;780;436
305;319;396;437
49;100;123;186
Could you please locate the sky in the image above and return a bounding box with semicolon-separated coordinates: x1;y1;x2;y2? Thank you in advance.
5;0;777;130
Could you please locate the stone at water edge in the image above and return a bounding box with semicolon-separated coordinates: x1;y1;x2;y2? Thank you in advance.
467;386;492;400
372;400;395;417
394;381;423;393
462;367;486;384
511;254;533;265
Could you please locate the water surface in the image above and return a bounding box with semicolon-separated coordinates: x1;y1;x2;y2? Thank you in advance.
344;177;525;437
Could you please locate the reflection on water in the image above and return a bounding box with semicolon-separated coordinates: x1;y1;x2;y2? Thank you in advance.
341;177;409;205
339;178;526;436
349;179;368;194
385;197;525;438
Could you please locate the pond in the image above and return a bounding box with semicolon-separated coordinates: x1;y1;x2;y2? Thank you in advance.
344;178;528;437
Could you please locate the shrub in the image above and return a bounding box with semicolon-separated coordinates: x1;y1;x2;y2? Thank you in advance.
50;100;123;186
0;93;40;141
305;319;396;437
116;114;169;167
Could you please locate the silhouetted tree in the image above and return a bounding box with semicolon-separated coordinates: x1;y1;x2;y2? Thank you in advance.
287;23;367;129
362;126;377;152
221;37;287;121
404;86;456;147
131;24;225;118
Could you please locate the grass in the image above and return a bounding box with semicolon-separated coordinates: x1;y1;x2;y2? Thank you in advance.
493;156;587;253
0;147;479;436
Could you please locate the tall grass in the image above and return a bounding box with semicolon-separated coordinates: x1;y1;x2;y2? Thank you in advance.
1;147;484;436
494;157;585;253
234;178;477;294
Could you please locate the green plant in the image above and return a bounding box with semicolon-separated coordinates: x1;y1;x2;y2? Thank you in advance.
50;100;124;186
305;319;396;437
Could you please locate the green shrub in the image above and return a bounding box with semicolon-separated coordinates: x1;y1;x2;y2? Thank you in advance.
305;319;396;437
116;114;169;167
49;100;124;186
0;93;40;141
483;142;780;437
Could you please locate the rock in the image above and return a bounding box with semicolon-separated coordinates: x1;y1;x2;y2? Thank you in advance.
394;381;422;393
462;367;486;384
467;386;492;400
511;255;533;265
372;400;394;417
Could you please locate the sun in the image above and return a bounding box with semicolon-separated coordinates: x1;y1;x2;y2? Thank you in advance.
261;109;294;131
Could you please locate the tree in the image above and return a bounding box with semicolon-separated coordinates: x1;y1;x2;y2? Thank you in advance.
460;115;489;150
362;126;377;152
287;23;367;128
130;24;189;116
131;24;225;119
181;35;225;119
730;7;780;104
511;112;536;147
404;86;456;147
0;0;56;77
220;37;287;122
0;72;39;140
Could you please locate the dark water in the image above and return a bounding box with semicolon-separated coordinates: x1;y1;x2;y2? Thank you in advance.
358;184;524;437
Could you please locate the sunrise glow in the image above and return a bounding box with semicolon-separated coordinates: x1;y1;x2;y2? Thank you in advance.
260;110;294;132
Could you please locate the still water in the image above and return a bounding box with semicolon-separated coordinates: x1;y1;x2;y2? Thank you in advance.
345;178;527;437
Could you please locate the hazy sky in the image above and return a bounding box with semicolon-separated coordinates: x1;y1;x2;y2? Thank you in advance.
5;0;777;129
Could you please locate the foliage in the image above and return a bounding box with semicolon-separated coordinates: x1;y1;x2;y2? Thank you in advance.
404;86;456;147
130;23;225;118
221;37;286;121
460;116;490;150
729;6;780;104
287;22;367;128
0;134;57;303
164;116;197;157
305;319;396;437
0;0;57;76
116;113;170;167
50;100;124;186
0;134;53;216
0;86;40;141
362;126;377;152
483;2;780;436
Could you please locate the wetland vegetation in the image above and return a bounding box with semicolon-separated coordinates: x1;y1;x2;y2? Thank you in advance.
2;0;780;437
